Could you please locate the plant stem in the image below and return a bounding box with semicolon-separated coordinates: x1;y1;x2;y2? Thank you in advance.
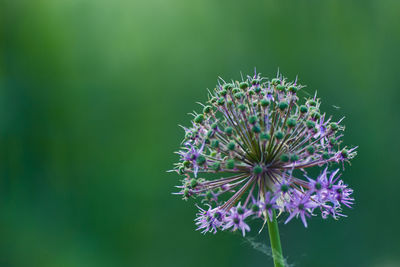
266;209;285;267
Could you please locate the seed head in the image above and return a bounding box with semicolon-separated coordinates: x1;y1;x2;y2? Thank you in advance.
172;72;357;235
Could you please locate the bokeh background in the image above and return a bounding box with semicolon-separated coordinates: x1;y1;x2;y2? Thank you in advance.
2;0;400;266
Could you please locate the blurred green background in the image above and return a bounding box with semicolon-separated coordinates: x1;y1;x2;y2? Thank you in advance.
1;0;400;266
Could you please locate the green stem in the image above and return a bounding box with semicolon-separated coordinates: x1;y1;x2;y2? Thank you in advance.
266;209;285;267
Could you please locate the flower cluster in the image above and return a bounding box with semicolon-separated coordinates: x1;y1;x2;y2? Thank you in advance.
172;72;357;236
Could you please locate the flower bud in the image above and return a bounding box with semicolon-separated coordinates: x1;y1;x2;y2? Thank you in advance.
260;132;271;141
194;114;204;124
251;204;260;212
183;188;190;198
239;82;249;89
329;122;339;131
211;140;220;148
219;89;227;96
249;115;257;125
226;159;235;169
225;127;233;135
276;85;286;92
253;165;263;174
252;125;261;133
227;141;236;151
237;206;245;215
223;83;233;90
275;131;284;140
203;105;211;114
300;105;308;114
190;179;198;188
286;117;297;128
271;78;281;85
310;111;320;120
288;85;298;93
196;155;206;165
329;137;337;146
279;101;289;111
234;92;244;99
306;120;315;129
290;154;299;162
315;182;322;190
212;162;220;171
261;99;270;107
307;100;317;107
341;149;348;158
306;145;315;155
280;184;289;193
217;97;225;106
280;153;289;162
238;104;246;112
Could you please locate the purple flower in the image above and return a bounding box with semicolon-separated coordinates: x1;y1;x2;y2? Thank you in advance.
284;191;318;227
223;205;252;236
172;72;357;234
261;191;279;221
178;141;205;177
195;205;225;234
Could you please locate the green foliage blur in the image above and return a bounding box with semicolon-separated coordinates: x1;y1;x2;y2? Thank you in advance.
1;0;400;266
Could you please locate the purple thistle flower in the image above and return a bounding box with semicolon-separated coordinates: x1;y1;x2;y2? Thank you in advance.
172;72;357;235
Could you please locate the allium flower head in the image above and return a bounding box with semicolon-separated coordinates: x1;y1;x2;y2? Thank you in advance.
172;72;357;235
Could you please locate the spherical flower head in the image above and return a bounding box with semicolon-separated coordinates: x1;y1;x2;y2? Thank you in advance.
172;71;357;235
